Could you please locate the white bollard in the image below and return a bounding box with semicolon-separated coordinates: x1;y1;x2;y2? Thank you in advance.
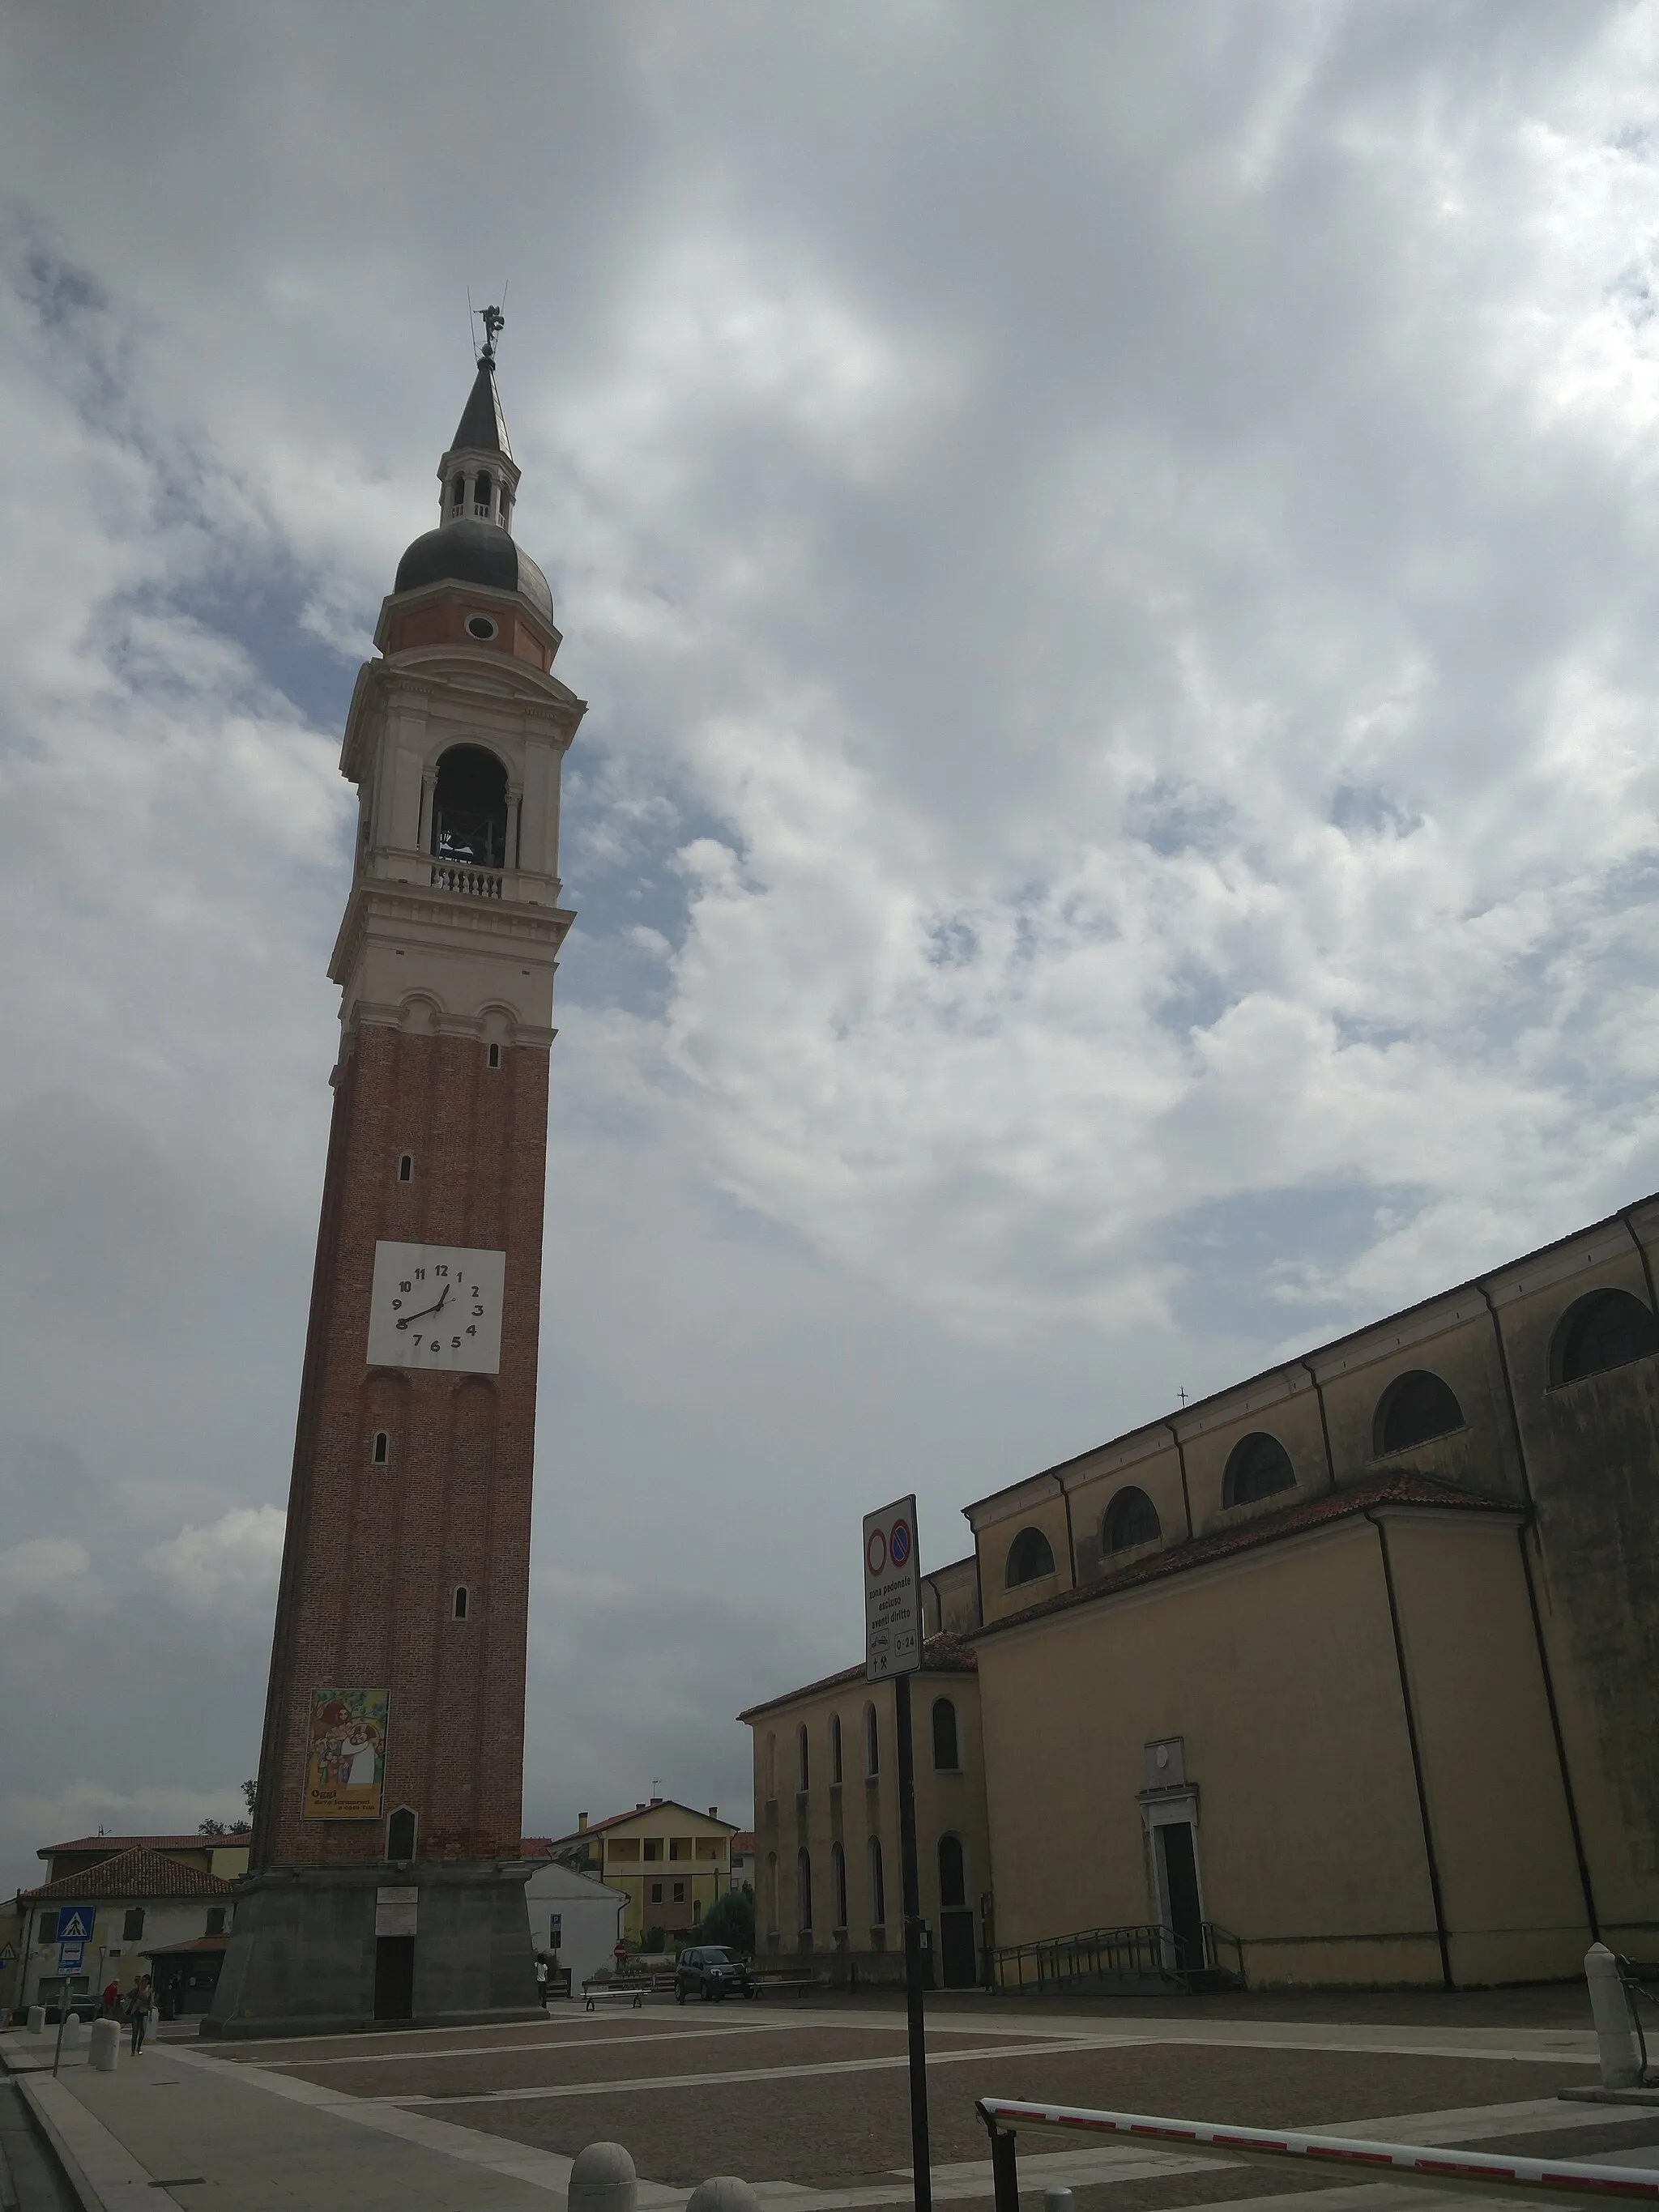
60;2014;85;2051
1045;2192;1077;2212
569;2142;638;2212
687;2181;761;2212
1585;1943;1642;2090
27;2005;45;2035
88;2018;121;2073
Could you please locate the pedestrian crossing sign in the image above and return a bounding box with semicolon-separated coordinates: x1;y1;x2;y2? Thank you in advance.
54;1906;96;1942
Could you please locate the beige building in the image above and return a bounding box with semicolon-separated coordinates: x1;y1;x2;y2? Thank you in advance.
740;1635;990;1988
742;1193;1659;1990
6;1838;246;2018
548;1801;737;1946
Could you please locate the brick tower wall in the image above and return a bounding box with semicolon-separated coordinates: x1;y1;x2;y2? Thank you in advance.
252;1020;548;1870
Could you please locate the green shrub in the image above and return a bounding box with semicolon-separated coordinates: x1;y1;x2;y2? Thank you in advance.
700;1883;756;1954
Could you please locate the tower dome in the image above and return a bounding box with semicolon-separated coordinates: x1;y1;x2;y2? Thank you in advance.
381;307;560;665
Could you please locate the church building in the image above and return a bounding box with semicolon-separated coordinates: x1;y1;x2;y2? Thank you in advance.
745;1193;1659;1991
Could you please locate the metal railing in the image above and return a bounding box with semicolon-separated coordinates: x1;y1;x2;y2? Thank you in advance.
992;1919;1243;1995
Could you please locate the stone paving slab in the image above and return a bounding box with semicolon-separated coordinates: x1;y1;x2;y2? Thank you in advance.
424;2042;1600;2188
271;2024;970;2101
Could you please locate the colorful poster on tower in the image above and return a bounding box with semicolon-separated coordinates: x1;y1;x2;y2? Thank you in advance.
303;1687;390;1819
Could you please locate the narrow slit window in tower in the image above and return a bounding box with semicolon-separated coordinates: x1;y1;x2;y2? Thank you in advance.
373;1431;389;1464
488;1043;501;1068
398;1153;413;1183
453;1585;469;1620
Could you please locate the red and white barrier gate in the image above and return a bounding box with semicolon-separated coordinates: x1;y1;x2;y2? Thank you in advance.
976;2099;1659;2212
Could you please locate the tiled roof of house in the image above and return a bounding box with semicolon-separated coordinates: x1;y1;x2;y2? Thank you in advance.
974;1469;1520;1642
19;1848;239;1904
547;1800;740;1849
730;1831;755;1853
40;1834;242;1859
521;1838;554;1857
737;1630;979;1723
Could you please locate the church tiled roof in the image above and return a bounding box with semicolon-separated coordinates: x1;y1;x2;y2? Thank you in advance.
737;1630;979;1723
19;1848;238;1903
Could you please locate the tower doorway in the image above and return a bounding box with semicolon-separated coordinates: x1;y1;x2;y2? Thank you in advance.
373;1935;415;2020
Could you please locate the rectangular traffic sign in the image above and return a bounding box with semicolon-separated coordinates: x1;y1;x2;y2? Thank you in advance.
54;1907;96;1943
864;1494;922;1681
58;1941;85;1971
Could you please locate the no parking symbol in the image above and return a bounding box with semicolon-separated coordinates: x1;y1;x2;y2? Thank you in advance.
862;1494;921;1681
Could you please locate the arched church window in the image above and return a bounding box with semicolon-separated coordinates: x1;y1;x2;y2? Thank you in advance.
453;1585;469;1620
1375;1370;1465;1455
867;1835;885;1925
1103;1485;1162;1549
938;1832;966;1910
1004;1525;1056;1588
1552;1288;1659;1386
450;472;465;513
499;488;513;530
932;1696;959;1771
1222;1434;1295;1509
473;471;493;517
387;1806;416;1860
431;745;508;868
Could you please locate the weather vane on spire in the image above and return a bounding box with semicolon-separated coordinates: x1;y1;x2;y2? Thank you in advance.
476;302;505;365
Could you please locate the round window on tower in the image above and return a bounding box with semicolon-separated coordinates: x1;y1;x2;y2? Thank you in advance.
466;615;498;641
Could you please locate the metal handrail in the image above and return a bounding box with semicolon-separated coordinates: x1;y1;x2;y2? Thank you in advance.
977;2099;1659;2212
1616;1954;1659;2086
992;1919;1243;1993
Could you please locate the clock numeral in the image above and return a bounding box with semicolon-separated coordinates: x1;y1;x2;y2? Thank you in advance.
466;1324;476;1336
399;1280;412;1293
391;1298;403;1310
435;1264;449;1276
412;1334;422;1347
451;1336;462;1349
471;1304;484;1316
414;1268;426;1281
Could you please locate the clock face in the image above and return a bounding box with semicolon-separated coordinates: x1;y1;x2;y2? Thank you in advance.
366;1242;506;1374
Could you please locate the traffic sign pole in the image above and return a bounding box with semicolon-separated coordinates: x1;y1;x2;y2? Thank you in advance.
864;1494;931;2212
894;1668;932;2212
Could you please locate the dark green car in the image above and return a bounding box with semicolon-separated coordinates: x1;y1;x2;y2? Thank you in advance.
674;1945;754;2002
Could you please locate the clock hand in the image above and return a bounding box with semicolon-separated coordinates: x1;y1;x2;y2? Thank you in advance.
396;1295;446;1328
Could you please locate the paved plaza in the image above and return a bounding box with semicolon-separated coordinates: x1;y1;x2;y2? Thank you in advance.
4;1989;1658;2212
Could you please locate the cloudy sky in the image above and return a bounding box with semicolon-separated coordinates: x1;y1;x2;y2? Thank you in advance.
4;1;1659;1893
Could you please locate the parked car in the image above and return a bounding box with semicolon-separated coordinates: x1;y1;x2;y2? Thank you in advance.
674;1945;754;2003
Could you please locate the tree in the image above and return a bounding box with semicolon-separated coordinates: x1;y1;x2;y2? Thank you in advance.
700;1883;755;1955
198;1818;228;1838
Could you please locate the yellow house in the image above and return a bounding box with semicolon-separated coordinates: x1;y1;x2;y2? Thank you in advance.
549;1801;736;1946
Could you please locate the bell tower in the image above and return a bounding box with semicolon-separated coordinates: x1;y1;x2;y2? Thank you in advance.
208;313;583;2037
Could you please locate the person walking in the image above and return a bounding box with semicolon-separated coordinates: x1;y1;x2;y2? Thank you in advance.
126;1975;156;2056
100;1977;120;2018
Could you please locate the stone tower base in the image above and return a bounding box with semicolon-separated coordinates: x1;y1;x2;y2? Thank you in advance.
201;1860;544;2039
